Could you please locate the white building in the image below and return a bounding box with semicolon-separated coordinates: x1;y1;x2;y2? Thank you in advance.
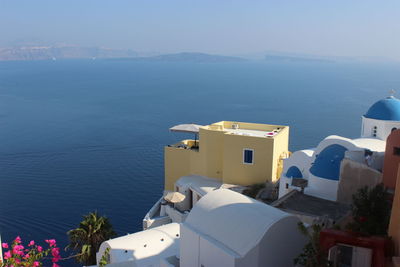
97;223;180;267
361;96;400;140
98;189;306;267
143;175;244;230
279;96;400;201
180;189;306;267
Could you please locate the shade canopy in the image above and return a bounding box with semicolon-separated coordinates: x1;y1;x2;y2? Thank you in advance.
169;124;203;133
164;192;186;203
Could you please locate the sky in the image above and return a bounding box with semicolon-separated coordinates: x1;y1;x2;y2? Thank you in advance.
1;0;400;60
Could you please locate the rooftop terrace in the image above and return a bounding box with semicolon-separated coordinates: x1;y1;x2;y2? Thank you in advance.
167;121;288;150
204;121;287;139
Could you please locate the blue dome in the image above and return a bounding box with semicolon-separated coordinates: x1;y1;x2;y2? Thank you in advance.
309;144;347;181
365;96;400;121
286;166;303;178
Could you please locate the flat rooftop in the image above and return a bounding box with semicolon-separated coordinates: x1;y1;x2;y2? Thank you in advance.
272;190;350;222
204;121;288;139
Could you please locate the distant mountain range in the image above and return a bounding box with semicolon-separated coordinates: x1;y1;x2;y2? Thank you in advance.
3;46;387;63
112;52;247;63
0;46;247;63
0;46;138;61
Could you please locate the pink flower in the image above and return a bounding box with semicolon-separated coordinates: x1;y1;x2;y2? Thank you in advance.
45;239;56;247
2;242;8;249
52;264;60;267
13;245;24;256
14;236;21;244
12;244;25;256
37;245;43;252
50;245;61;263
33;261;40;267
51;247;60;257
4;251;11;259
28;240;35;246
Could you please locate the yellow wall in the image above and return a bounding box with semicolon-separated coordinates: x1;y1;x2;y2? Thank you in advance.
164;129;224;191
199;128;224;179
164;121;289;190
272;127;290;182
222;134;274;185
164;146;191;191
189;147;204;177
389;165;400;256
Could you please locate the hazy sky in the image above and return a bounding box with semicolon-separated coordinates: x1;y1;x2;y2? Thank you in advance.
1;0;400;59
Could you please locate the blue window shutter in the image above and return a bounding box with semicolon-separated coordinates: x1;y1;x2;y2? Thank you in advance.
244;149;253;164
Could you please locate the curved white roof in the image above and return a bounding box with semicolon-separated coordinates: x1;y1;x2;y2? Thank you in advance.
99;223;180;265
351;137;386;152
184;189;293;257
316;135;385;153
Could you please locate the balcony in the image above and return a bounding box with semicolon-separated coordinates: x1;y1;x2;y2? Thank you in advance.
167;139;199;151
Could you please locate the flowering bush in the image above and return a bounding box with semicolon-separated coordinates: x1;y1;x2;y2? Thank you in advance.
1;236;61;267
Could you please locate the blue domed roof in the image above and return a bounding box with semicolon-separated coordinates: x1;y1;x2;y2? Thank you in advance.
364;96;400;121
309;144;347;181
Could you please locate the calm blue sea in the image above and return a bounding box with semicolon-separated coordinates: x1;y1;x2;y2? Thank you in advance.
0;59;399;265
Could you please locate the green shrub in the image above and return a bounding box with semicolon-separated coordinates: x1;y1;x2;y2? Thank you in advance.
346;183;392;236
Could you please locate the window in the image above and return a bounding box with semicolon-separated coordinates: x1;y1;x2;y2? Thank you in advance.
328;245;372;267
394;147;400;156
392;127;397;132
243;149;254;164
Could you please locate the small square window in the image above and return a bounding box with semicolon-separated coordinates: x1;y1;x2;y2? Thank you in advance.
243;149;254;164
394;147;400;156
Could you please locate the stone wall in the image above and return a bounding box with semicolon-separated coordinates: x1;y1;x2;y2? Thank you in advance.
337;158;382;204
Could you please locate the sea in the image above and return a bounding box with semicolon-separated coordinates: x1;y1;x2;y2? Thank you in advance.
0;59;399;265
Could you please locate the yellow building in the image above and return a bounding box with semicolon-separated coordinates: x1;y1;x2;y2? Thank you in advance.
164;121;290;191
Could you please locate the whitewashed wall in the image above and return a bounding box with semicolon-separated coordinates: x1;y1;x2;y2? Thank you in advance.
256;216;306;267
199;235;236;267
361;116;400;141
278;149;314;198
180;225;199;267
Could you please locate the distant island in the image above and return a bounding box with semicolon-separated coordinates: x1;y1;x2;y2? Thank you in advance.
265;54;333;63
0;46;393;63
0;46;247;63
112;52;247;63
0;46;138;61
